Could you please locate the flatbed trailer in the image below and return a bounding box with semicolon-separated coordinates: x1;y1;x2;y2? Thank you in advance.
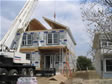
35;68;56;76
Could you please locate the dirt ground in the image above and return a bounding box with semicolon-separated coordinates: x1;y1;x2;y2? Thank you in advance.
37;77;71;84
37;77;49;84
71;78;112;84
37;71;112;84
37;77;112;84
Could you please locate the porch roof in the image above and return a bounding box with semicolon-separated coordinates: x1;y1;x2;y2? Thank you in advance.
20;47;38;52
38;46;67;52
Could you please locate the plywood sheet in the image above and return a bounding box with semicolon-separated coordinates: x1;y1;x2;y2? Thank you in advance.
20;48;38;52
43;17;67;29
39;46;66;51
26;19;47;31
49;74;67;84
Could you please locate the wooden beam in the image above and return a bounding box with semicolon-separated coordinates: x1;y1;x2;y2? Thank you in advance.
20;47;38;52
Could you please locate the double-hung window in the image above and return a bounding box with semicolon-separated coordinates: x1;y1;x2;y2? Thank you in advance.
22;34;32;46
101;39;112;48
48;33;52;44
47;33;59;45
105;59;112;72
22;34;27;46
27;34;32;45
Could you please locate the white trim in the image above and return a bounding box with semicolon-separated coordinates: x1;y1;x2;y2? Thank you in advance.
22;34;33;46
104;58;112;73
47;33;59;45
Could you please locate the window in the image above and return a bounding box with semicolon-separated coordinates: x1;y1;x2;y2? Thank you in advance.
47;33;59;45
22;35;27;46
26;53;31;60
101;40;107;47
27;34;32;45
108;42;112;46
54;33;58;44
22;34;33;46
101;39;112;48
48;33;52;44
106;59;112;72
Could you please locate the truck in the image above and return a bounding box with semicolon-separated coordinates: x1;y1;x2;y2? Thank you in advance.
0;0;39;77
0;0;56;79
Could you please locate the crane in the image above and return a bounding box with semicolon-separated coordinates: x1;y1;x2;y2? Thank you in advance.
0;0;38;76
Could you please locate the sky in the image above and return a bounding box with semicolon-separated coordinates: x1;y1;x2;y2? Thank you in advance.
0;0;91;57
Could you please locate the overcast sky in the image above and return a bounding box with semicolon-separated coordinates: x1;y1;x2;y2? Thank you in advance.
0;0;91;57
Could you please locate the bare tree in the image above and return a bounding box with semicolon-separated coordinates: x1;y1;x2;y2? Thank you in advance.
82;2;112;39
81;2;112;56
101;0;112;7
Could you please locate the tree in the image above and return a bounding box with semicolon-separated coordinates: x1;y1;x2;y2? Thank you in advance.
81;1;112;56
100;0;112;7
77;56;94;70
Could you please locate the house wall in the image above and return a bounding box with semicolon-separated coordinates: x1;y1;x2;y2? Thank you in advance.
103;72;112;78
11;29;76;71
66;32;76;70
22;52;40;69
103;57;112;78
11;29;76;50
94;49;102;77
31;52;40;69
20;29;68;48
94;33;112;78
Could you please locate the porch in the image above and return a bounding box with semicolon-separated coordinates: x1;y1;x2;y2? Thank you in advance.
38;46;67;71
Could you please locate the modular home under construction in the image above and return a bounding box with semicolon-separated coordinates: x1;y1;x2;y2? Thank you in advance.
11;17;77;74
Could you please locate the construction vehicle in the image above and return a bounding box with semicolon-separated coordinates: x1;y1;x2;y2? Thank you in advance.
0;0;38;76
0;0;56;78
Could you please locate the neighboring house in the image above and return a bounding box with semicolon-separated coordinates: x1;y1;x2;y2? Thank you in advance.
93;32;112;78
11;17;77;74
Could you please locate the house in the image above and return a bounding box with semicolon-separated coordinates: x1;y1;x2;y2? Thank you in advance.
93;32;112;78
11;17;77;74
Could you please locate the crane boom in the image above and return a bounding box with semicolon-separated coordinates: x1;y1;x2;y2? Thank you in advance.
0;0;38;51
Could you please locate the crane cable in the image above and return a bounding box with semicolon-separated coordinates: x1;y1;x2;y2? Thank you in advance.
54;0;56;21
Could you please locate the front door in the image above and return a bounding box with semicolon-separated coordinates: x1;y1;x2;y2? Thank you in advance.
45;56;50;69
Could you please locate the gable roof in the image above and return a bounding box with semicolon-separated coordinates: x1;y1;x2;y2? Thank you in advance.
26;19;47;31
43;17;76;45
43;17;67;29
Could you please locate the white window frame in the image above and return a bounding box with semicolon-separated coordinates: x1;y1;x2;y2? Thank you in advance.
22;34;33;46
101;39;112;48
104;58;112;73
22;34;27;46
27;34;33;45
47;33;59;45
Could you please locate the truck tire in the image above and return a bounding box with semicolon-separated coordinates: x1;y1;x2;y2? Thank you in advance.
0;68;8;75
28;68;34;77
21;68;27;76
9;69;18;76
